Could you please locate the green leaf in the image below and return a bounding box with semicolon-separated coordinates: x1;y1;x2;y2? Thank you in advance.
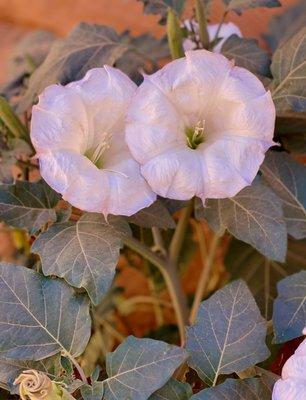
0;180;60;233
103;336;187;400
273;270;306;343
221;35;270;75
191;377;274;399
271;27;306;114
0;356;60;393
18;23;129;112
225;238;305;319
261;152;306;239
0;263;91;360
195;179;287;262
81;382;104;400
128;200;175;228
149;378;192;400
264;0;306;51
223;0;281;13
32;213;131;306
139;0;186;24
186;280;270;386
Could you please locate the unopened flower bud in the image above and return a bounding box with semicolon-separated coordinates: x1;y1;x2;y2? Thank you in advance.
14;370;73;400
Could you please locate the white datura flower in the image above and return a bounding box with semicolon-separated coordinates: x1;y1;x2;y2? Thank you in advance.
31;66;156;216
126;50;276;203
183;20;242;53
273;329;306;400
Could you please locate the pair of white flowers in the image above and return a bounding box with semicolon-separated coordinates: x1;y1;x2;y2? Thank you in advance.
31;41;275;217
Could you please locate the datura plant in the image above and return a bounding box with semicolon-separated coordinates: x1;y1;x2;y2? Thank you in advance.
0;0;305;399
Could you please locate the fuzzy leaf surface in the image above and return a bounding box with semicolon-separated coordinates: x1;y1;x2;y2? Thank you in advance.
221;35;270;75
149;378;192;400
0;263;91;360
32;213;131;306
128;200;175;228
196;180;287;262
271;27;306;113
0;180;60;233
261;152;306;239
186;280;269;385
103;336;187;400
273;270;306;343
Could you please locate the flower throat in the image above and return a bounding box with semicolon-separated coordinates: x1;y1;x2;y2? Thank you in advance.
185;121;206;149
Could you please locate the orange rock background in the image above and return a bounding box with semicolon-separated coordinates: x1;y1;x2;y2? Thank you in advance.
0;0;298;83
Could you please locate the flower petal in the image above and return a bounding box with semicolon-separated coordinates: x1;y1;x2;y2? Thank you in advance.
272;378;306;400
200;136;268;199
282;354;306;381
141;147;204;200
39;149;109;213
68;66;137;146
31;85;88;153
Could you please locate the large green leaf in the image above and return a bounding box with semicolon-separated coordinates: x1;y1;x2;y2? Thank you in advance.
186;280;269;386
103;336;187;400
223;0;280;13
273;270;306;343
128;200;175;228
0;180;60;233
0;356;60;392
196;179;287;262
221;35;270;75
18;23;129;112
0;263;91;360
225;238;305;319
271;27;306;114
191;377;274;400
149;378;192;400
139;0;186;24
32;213;131;306
261;152;306;239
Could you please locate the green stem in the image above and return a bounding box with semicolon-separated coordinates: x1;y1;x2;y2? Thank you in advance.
0;96;29;141
123;236;188;346
167;8;184;59
189;230;221;324
169;199;194;265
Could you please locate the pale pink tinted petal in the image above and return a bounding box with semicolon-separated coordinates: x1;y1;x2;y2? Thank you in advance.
282;355;306;381
221;66;267;103
207;22;242;53
102;152;156;216
31;85;88;153
68;66;136;145
39;150;109;212
126;79;184;164
295;336;306;356
210;92;276;142
201;136;269;199
272;379;306;400
141;148;204;200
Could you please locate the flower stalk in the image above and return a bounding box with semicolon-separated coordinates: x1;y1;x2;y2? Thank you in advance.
195;0;210;49
167;8;184;59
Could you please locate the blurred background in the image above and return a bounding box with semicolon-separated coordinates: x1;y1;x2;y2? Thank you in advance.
0;0;298;85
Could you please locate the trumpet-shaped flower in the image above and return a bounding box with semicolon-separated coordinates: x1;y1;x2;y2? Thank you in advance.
126;50;276;203
183;21;242;53
31;66;156;216
272;330;306;400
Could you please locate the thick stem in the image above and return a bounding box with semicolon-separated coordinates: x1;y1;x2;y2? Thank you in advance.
169;199;194;265
123;236;189;346
151;227;167;257
189;229;221;324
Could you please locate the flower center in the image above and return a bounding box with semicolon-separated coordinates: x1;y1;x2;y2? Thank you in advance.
85;132;111;169
185;120;206;149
